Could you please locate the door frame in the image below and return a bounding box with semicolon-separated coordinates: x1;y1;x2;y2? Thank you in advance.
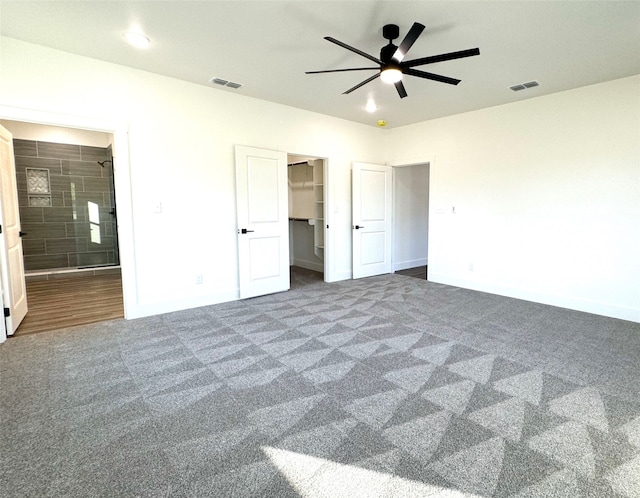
0;266;5;338
0;123;28;337
392;161;430;272
286;153;330;282
0;105;135;319
388;157;434;280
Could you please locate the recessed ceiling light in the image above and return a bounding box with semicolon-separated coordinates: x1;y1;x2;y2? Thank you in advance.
365;98;377;113
124;31;150;49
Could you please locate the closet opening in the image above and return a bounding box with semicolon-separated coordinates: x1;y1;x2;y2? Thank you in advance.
287;155;326;288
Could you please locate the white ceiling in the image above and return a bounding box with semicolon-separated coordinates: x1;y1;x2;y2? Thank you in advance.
2;1;640;128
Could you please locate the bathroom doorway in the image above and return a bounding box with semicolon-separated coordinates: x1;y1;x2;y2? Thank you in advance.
0;119;124;334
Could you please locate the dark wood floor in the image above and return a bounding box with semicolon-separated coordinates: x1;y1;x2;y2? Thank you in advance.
14;272;124;336
395;265;427;279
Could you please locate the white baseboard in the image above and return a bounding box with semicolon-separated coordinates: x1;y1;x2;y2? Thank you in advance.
291;258;324;273
428;273;640;323
394;258;428;272
125;289;239;320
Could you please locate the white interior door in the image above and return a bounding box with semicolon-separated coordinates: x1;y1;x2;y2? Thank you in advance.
235;145;290;299
352;162;393;279
0;124;28;336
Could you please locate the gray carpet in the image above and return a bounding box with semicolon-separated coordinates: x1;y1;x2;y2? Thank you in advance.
1;274;640;497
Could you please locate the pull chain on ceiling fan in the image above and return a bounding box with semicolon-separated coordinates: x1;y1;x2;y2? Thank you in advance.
306;22;480;98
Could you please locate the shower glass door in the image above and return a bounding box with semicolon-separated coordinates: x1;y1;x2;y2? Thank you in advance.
14;137;120;272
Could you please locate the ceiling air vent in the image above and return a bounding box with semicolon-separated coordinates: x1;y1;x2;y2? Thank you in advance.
210;77;243;89
510;80;539;92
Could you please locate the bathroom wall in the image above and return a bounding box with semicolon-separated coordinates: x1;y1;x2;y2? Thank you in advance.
13;138;119;271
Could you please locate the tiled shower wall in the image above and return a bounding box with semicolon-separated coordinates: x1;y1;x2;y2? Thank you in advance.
13;139;119;271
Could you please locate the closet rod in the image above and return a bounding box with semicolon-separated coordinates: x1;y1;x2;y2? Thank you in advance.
288;161;311;166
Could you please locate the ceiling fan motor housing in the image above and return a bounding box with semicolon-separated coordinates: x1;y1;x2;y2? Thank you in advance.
380;43;398;65
382;24;400;41
381;24;400;68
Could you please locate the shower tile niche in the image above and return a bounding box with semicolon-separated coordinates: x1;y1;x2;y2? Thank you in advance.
13;138;119;272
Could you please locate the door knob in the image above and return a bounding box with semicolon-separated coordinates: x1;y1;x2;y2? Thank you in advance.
239;228;255;234
353;225;364;230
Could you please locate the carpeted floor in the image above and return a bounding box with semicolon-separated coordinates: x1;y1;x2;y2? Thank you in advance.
1;274;639;497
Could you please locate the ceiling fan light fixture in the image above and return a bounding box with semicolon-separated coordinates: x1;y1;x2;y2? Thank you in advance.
306;21;480;98
380;67;402;84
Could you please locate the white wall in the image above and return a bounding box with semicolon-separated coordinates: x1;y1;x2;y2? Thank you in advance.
0;37;385;318
386;75;640;322
0;120;112;147
289;220;323;273
393;164;429;271
288;163;314;219
1;38;638;323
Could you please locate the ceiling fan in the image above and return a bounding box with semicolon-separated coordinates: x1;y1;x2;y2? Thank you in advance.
306;22;480;98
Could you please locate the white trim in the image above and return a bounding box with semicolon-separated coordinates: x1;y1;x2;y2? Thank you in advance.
328;269;352;282
393;258;428;272
127;289;239;320
321;158;331;282
0;105;136;320
0;260;5;343
429;273;640;323
291;258;324;273
386;156;434;168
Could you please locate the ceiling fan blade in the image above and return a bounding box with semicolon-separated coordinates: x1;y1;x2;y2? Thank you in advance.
402;48;480;68
306;67;379;74
343;73;380;94
392;22;425;62
404;68;461;85
394;81;408;98
325;36;382;65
